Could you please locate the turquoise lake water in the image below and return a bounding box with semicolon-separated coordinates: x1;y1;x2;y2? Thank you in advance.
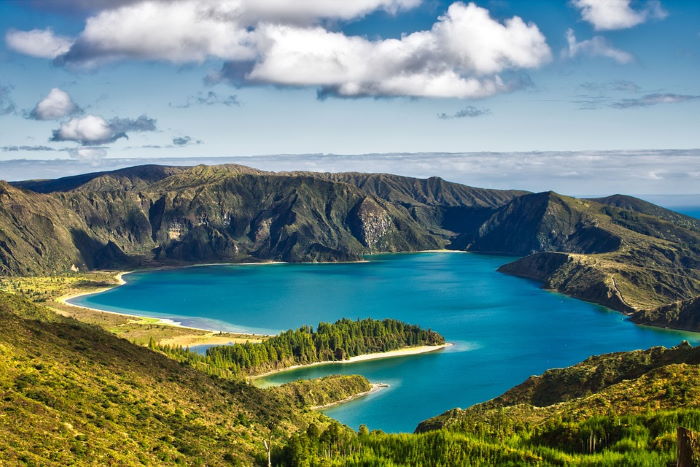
71;253;700;433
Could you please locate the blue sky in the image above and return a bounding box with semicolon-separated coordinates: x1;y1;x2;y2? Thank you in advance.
0;0;698;193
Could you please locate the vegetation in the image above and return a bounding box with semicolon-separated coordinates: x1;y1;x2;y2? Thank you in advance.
268;375;373;409
274;410;700;466
274;343;700;466
1;282;699;465
0;292;372;465
155;318;444;376
0;271;261;347
0;272;119;303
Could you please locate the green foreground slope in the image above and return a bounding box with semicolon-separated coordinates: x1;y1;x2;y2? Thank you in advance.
274;343;700;466
0;292;374;465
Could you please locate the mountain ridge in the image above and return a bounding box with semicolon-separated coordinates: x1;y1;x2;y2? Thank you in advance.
2;163;699;331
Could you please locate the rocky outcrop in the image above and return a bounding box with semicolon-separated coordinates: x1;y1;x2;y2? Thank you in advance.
349;197;397;251
632;296;700;332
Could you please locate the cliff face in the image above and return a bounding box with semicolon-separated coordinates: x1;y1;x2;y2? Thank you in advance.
2;165;520;273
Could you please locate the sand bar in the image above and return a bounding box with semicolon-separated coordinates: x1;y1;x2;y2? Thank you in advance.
253;343;453;379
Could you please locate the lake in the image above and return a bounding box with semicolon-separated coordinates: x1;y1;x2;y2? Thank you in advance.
70;253;700;433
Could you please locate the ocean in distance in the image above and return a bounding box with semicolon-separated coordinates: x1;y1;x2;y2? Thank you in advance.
71;252;700;432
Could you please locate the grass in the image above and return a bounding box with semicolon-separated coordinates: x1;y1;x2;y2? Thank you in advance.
0;271;266;346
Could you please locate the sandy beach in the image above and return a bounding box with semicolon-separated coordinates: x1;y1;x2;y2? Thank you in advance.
252;343;453;379
310;383;390;410
52;270;266;346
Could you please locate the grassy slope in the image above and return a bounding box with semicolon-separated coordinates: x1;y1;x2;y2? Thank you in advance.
0;292;374;465
274;344;700;466
0;272;261;346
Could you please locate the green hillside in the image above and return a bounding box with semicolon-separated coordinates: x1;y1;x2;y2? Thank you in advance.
274;343;700;466
0;292;373;465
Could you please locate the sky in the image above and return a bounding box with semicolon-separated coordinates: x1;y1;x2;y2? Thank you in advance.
0;0;699;194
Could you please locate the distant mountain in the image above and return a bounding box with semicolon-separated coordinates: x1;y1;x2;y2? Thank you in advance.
2;163;699;331
589;194;700;231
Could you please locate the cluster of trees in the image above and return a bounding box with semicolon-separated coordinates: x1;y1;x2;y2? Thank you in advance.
152;318;443;376
205;318;444;375
273;409;700;466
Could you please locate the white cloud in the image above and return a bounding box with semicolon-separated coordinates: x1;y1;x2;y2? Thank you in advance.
249;3;551;98
30;88;80;120
5;28;74;58
33;0;418;21
59;1;256;65
51;114;157;145
10;1;550;99
571;0;667;31
235;0;420;25
52;115;115;145
48;0;420;66
564;29;633;64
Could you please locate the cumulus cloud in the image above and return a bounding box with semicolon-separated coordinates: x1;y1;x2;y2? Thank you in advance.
571;0;667;31
56;1;256;66
33;0;418;21
248;3;551;98
11;1;551;99
29;88;81;120
51;114;157;145
437;106;490;119
48;0;418;66
611;93;700;109
563;29;633;64
0;85;16;115
171;91;240;108
5;28;74;58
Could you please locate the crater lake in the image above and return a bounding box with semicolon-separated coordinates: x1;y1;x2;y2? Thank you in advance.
70;253;700;432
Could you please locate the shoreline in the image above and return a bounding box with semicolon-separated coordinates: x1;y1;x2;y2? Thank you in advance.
252;343;453;380
310;383;390;410
52;253;459;337
53;271;270;344
55;273;223;335
55;264;287;336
